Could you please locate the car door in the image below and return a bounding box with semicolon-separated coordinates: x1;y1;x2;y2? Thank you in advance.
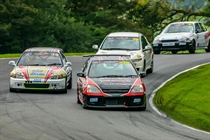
199;23;209;47
194;23;203;48
141;36;150;68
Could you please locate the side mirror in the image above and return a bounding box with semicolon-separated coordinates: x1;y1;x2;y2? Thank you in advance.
196;29;201;33
66;62;72;67
77;71;86;77
9;60;16;66
92;45;99;49
143;45;151;52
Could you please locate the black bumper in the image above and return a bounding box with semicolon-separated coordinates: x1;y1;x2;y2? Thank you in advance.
152;42;192;52
83;94;146;109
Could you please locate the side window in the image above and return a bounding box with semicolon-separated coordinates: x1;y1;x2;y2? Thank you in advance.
195;23;202;33
141;36;148;49
199;23;207;32
82;58;90;73
60;52;67;64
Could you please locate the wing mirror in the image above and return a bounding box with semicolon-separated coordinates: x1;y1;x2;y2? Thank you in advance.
77;71;86;77
92;45;99;49
9;60;16;66
66;62;72;67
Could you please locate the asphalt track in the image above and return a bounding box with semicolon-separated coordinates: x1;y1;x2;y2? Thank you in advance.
0;53;210;140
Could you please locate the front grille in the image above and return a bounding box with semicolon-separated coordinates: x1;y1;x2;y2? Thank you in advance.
161;40;178;42
102;89;129;94
24;83;50;88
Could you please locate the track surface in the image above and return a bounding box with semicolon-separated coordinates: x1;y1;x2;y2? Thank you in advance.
0;54;210;140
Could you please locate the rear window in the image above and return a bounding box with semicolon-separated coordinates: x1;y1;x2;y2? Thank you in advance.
88;60;138;78
101;37;140;50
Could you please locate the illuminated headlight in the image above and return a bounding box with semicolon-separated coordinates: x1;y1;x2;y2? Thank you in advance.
131;55;142;62
11;72;24;79
87;85;100;93
131;84;144;93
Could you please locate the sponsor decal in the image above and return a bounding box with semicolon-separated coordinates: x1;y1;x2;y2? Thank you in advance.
30;72;45;76
205;31;210;39
100;78;131;83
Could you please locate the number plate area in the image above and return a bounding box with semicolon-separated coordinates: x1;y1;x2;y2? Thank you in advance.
162;42;175;46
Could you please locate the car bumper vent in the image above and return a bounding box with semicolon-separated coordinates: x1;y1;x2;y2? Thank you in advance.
24;83;50;88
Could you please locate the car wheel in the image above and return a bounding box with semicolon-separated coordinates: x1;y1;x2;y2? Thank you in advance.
82;94;88;109
77;88;81;104
147;60;153;74
205;40;210;52
67;75;72;89
154;50;160;54
140;61;147;78
189;40;196;54
171;50;178;54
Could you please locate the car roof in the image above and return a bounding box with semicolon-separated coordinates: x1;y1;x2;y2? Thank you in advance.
84;54;131;61
107;32;142;37
169;21;202;25
24;47;64;53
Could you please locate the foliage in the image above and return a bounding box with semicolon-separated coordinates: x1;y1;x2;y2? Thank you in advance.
0;0;210;53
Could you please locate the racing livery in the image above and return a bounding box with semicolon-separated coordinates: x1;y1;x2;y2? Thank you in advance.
152;21;210;54
92;32;154;77
77;54;146;110
9;47;72;93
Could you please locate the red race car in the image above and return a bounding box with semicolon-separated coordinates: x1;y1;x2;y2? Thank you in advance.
76;54;146;110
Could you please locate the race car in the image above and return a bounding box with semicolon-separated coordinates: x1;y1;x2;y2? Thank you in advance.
152;21;210;54
76;54;146;110
92;32;154;77
9;47;72;93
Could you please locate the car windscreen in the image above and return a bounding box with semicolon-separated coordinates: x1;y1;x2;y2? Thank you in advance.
101;37;140;50
88;60;138;78
17;51;63;66
163;23;194;33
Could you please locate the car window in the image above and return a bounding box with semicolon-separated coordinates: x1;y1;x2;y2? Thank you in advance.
163;23;194;33
88;60;137;78
17;51;62;66
199;23;207;32
101;37;140;50
141;36;147;49
195;23;202;33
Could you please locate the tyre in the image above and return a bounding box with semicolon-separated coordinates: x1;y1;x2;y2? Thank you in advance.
147;60;153;74
205;40;210;52
189;40;196;54
171;50;178;54
77;88;81;104
9;88;16;92
82;94;88;109
140;61;147;78
67;76;72;89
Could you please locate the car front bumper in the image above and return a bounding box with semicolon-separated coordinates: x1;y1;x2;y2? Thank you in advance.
83;94;146;109
152;41;192;51
10;77;66;91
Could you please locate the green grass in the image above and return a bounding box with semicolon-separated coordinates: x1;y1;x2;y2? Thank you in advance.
0;52;96;58
154;63;210;132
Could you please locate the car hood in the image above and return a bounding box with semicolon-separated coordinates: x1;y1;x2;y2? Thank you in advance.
158;33;192;40
11;66;63;81
91;77;137;90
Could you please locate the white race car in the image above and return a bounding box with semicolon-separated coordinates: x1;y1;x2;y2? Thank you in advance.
9;47;72;93
92;32;154;77
152;21;210;54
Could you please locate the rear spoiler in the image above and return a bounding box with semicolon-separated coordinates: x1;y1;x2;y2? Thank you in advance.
83;54;130;57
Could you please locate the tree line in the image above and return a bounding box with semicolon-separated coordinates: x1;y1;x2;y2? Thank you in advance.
0;0;209;54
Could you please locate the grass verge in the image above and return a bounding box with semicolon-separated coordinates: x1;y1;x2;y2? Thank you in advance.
153;63;210;132
0;52;96;58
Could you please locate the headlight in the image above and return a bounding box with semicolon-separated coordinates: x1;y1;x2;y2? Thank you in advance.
131;55;142;62
87;85;100;93
50;74;63;79
11;72;24;79
131;84;144;93
179;37;190;42
153;37;161;43
50;70;66;79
